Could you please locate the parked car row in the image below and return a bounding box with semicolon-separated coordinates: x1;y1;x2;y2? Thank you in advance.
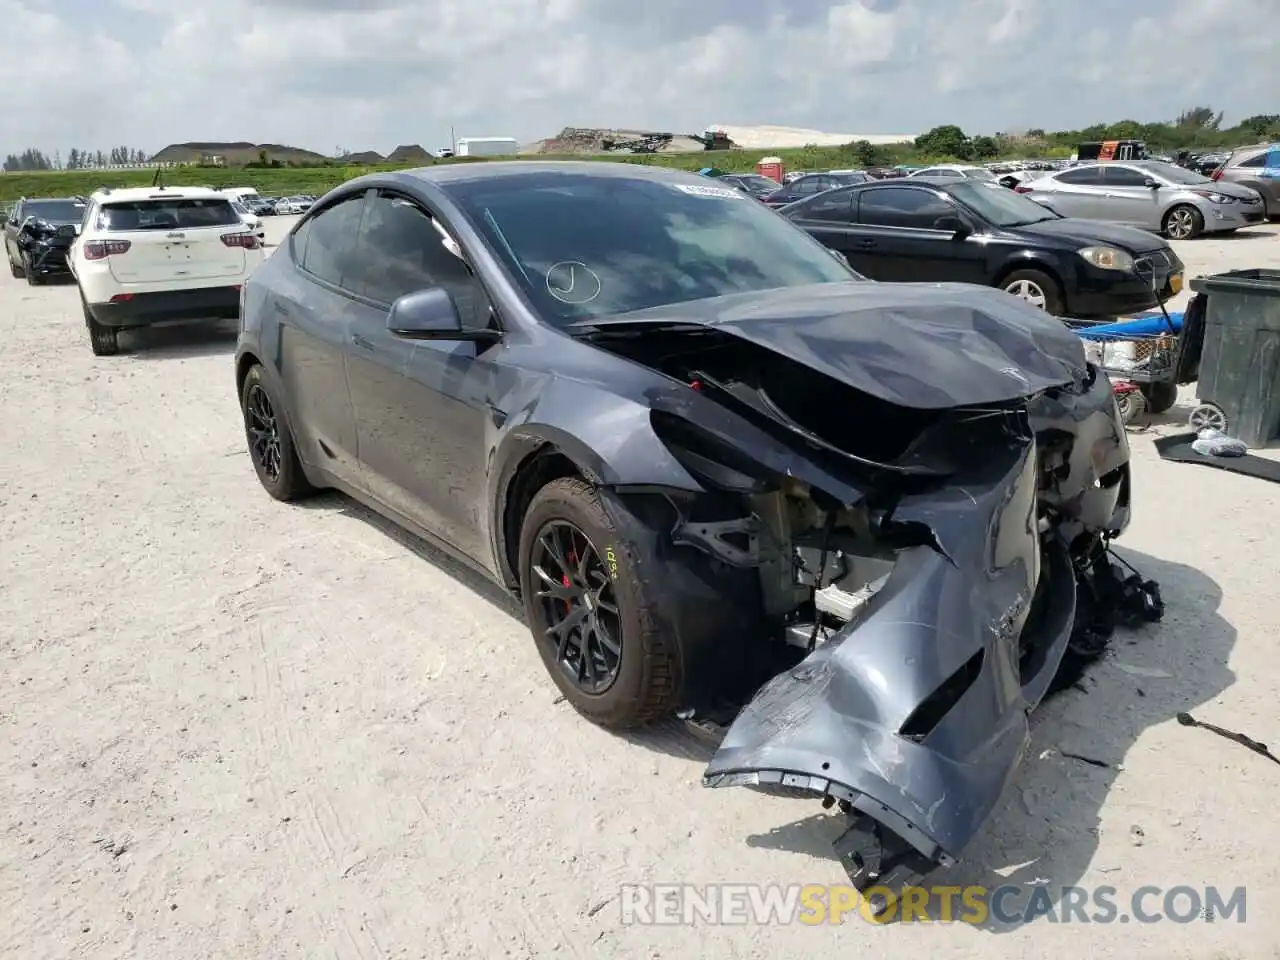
242;194;318;216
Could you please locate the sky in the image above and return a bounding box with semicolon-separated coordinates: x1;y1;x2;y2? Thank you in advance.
1;0;1275;159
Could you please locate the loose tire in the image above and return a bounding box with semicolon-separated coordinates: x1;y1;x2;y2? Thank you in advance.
239;364;313;501
1000;268;1064;316
1115;388;1146;425
83;299;119;356
518;477;677;729
1163;204;1203;240
1140;381;1178;415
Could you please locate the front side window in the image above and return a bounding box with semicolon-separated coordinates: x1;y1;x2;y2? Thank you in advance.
1055;167;1105;186
793;188;855;222
442;172;857;325
856;187;954;228
351;191;490;328
1103;166;1150;187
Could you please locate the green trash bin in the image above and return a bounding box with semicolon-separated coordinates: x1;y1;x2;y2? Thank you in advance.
1187;269;1280;448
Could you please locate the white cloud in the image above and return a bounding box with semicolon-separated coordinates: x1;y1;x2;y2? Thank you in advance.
0;0;1275;158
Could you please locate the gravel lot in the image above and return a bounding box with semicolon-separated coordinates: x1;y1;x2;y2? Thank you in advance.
3;217;1280;959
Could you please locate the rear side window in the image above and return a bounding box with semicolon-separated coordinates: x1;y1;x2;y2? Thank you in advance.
793;188;855;222
97;198;241;231
298;194;366;289
1055;167;1105;185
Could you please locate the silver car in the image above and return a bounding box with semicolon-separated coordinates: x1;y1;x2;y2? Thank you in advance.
1020;160;1266;239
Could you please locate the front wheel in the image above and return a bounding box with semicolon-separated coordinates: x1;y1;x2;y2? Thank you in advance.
1000;268;1064;316
1163;204;1203;240
8;256;23;279
22;254;40;285
239;364;314;501
518;478;678;729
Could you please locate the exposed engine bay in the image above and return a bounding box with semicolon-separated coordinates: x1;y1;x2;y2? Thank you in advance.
582;318;1163;907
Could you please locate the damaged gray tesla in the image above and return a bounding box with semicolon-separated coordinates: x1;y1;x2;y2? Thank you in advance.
235;162;1162;902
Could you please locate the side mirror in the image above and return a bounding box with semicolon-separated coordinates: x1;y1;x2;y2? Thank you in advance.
1144;178;1160;189
934;215;970;237
386;287;497;343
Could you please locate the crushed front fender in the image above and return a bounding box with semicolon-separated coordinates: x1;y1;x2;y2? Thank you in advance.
703;437;1078;889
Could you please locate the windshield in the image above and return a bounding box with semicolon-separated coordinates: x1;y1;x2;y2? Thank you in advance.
949;180;1060;226
98;198;241;231
442;172;858;325
1142;163;1212;185
25;200;87;222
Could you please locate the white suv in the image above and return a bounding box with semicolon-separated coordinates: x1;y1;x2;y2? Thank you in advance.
68;186;266;356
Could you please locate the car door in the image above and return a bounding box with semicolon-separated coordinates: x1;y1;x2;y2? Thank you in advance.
848;185;986;283
341;188;499;564
274;193;365;487
1034;166;1107;219
784;187;863;262
1098;165;1163;229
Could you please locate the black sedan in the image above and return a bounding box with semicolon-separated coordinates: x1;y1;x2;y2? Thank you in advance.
761;171;870;207
234;161;1140;899
716;173;782;200
4;196;87;284
781;177;1184;318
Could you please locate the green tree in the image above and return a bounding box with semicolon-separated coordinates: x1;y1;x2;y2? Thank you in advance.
913;125;972;159
970;135;999;159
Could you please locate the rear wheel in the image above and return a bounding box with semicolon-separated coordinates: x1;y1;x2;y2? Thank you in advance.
1000;268;1064;316
83;299;118;356
1163;204;1203;240
518;477;678;729
239;364;313;501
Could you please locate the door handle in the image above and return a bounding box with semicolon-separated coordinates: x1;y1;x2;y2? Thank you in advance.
855;238;876;248
351;333;374;351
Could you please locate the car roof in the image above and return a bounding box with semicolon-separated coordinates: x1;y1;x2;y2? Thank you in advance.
396;160;707;188
19;196;82;204
90;186;230;203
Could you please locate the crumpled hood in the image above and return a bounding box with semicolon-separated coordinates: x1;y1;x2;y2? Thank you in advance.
578;281;1086;409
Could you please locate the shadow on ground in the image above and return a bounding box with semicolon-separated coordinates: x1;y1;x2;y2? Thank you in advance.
739;547;1236;933
120;319;238;361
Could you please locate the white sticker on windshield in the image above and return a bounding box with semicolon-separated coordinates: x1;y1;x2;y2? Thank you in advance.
673;183;744;199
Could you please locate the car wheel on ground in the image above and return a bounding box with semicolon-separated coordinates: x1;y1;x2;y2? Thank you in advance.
999;268;1064;315
240;364;313;501
23;254;41;285
517;477;677;730
1163;204;1203;240
8;257;23;279
82;296;119;356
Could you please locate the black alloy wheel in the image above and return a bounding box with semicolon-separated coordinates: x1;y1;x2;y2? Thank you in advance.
246;383;283;483
528;519;623;694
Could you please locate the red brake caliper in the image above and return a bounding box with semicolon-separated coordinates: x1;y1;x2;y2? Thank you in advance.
562;550;577;616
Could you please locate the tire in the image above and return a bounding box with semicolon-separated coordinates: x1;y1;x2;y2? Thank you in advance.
518;477;677;729
83;299;119;356
1115;388;1145;425
1163;204;1203;240
22;254;40;285
1000;268;1064;316
8;256;22;279
1140;381;1178;415
239;364;314;501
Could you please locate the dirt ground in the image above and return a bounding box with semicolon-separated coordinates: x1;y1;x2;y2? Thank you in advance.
3;218;1280;960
